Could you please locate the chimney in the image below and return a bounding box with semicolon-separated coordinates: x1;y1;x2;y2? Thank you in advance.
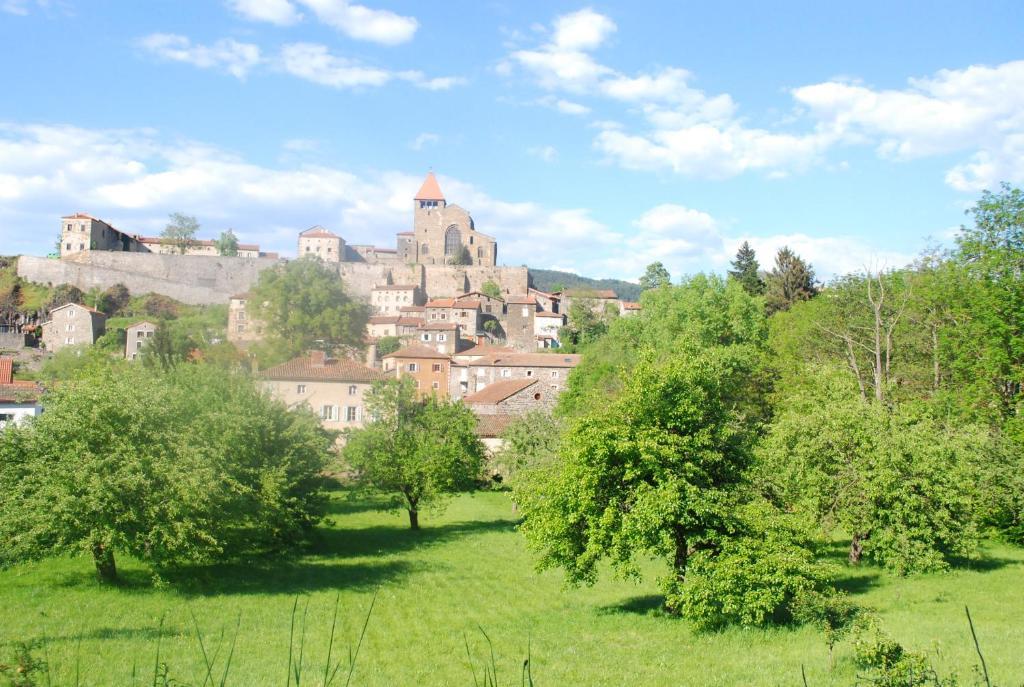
309;350;326;367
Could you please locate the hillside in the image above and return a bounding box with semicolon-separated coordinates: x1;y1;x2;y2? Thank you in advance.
528;268;642;302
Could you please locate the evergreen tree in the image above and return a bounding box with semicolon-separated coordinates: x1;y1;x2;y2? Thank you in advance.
765;246;817;314
728;241;765;296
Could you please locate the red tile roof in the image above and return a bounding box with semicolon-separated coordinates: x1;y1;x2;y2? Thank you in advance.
0;357;12;385
414;171;445;201
61;212;98;220
474;414;516;438
384;345;451;360
506;295;537;305
368;316;401;325
400;305;426;313
397;317;425;327
49;302;105;316
300;226;339;239
452;299;482;309
462;291;504;302
426;298;456;308
622;302;642;310
464;378;537;405
472;353;581;368
261;354;384;383
452;344;517;358
0;381;42;403
125;320;157;331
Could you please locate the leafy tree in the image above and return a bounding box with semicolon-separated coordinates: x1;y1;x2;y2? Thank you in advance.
0;362;331;582
449;245;473;266
792;589;863;670
557;298;607;351
343;378;485;529
516;349;760;613
142;293;181;319
100;283;131;316
764;246;817;314
215;229;240;256
759;374;986;573
375;335;401;357
495;411;562;485
161;212;199;254
46;284;84;310
638;262;671;291
143;324;196;371
250;258;369;366
480;280;502;300
728;241;764;296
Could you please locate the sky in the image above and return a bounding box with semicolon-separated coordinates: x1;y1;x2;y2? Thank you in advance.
1;0;1022;282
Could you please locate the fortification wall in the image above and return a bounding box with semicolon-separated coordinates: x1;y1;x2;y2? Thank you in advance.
17;253;282;305
423;265;529;298
337;263;424;301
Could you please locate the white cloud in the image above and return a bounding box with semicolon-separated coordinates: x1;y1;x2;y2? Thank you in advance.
410;133;439;151
282;138;319;152
551;7;616;51
1;0;57;15
528;145;558;162
295;0;418;45
139;34;262;79
279;43;392;88
227;0;302;25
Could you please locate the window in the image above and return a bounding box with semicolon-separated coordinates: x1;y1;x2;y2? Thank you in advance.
421;243;429;255
237;324;246;333
348;385;357;396
478;247;484;258
320;405;339;421
237;311;246;321
421;333;431;342
533;392;542;400
444;225;461;256
501;368;511;378
297;384;307;394
469;236;474;245
346;406;359;422
526;370;533;377
432;381;440;389
437;333;447;342
522;307;529;317
407;363;418;372
431;363;442;372
65;242;71;250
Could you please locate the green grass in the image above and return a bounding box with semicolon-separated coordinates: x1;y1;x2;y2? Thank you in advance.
1;488;1022;686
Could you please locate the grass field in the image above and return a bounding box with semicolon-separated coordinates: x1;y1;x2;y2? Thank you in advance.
1;487;1023;686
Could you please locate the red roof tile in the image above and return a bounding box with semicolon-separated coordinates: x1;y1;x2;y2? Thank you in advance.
384;345;451;360
368;316;401;325
464;378;537;405
414;171;445;201
452;299;482;309
0;357;12;385
426;298;456;308
0;381;42;403
261;354;384;383
300;226;339;239
506;295;537;305
622;302;642;310
474;414;516;438
471;353;581;368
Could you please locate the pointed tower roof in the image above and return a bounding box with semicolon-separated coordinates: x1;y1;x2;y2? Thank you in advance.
414;171;445;201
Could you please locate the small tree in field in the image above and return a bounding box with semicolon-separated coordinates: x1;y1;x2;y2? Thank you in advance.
343;378;484;529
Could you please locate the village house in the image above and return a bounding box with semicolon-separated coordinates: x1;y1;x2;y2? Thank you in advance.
382;344;451;398
227;294;265;348
461;352;581;399
0;357;42;428
463;377;556;414
261;351;384;431
501;295;538;352
125;321;156;361
415;322;462;354
297;226;344;263
371;284;422;315
366;315;425;340
40;302;106;353
556;288;620;317
534;311;565;348
527;287;560;313
620;301;642;316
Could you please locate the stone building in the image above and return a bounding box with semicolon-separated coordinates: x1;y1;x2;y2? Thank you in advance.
502;295;538;352
557;288;621;317
298;226;343;263
414;322;462;354
535;311;565;348
366;315;424;340
41;303;106;352
463;377;556;415
382;344;451;398
227;294;265;348
371;284;422;315
125;321;156;361
460;353;580;399
261;351;384;431
60;213;148;257
411;172;497;267
137;237;263;257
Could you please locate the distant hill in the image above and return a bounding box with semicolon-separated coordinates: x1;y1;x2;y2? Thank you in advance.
528;268;642;302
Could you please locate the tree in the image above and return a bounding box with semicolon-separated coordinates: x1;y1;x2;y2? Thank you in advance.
250;258;369;365
161;212;199;255
46;284;84;310
375;335;401;357
480;280;502;300
100;283;131;316
215;229;240;256
728;241;764;296
495;411;562;485
639;262;671;291
143;323;196;371
557;298;607;351
0;361;331;582
758;375;986;573
449;245;473;266
343;378;485;529
764;246;817;314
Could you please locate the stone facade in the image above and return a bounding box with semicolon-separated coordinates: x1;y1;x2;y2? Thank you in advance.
463;378;557;415
459;352;580;400
298;226;343;263
414;322;462;354
41;303;106;352
60;213;148;257
227;294;265;347
261;351;385;432
502;296;537;352
371;284;422;315
125;320;156;361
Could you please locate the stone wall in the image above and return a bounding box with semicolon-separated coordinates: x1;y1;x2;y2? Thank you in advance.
423;265;528;299
18;253;283;306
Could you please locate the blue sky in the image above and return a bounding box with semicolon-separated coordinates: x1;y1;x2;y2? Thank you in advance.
1;0;1022;281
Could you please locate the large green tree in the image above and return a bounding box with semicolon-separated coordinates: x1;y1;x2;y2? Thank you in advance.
216;229;240;256
728;241;765;296
250;258;369;365
764;246;817;314
639;262;671;291
343;378;485;529
161;212;200;255
0;361;331;582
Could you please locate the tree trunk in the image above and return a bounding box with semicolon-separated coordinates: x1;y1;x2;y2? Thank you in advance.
408;508;419;530
932;323;941;391
848;534;864;565
672;524;688;584
91;541;118;583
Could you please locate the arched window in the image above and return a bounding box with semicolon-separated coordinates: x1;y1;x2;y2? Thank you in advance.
444;225;461;256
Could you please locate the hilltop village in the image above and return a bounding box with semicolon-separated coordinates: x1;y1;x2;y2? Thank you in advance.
2;173;640;447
